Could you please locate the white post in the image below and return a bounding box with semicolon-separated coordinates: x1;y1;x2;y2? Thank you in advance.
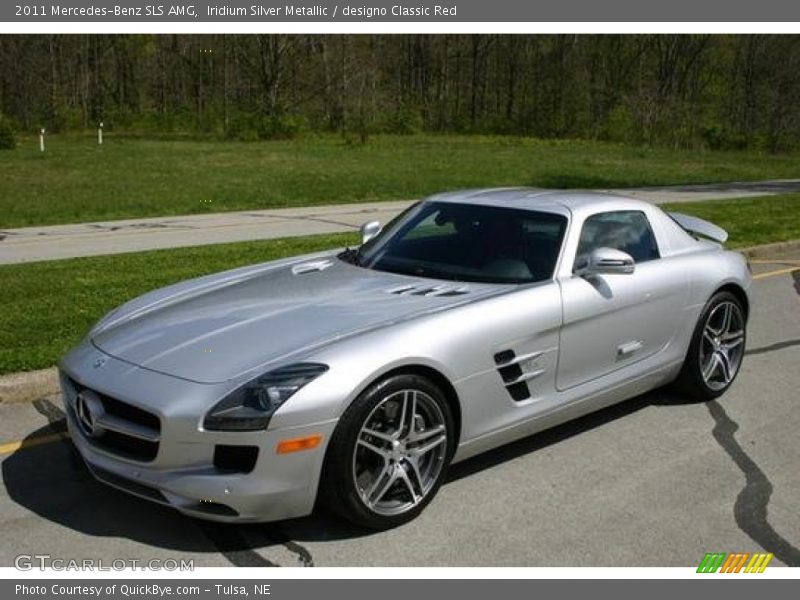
39;128;45;153
98;122;103;146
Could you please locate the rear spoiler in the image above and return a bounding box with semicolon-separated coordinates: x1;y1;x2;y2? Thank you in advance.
668;212;728;243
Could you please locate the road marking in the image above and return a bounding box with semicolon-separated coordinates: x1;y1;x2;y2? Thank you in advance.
752;267;799;280
0;432;69;455
749;259;800;264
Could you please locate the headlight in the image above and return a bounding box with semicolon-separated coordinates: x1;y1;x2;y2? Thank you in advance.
203;363;328;431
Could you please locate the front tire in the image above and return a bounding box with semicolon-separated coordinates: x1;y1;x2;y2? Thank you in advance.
674;291;746;400
322;374;455;530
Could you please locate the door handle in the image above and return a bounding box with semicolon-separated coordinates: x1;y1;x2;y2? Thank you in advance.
617;340;643;358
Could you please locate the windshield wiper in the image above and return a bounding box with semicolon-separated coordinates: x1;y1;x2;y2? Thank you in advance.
338;247;362;266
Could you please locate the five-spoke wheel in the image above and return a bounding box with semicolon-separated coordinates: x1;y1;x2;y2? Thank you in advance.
354;389;448;516
674;290;747;399
322;374;454;529
699;300;745;391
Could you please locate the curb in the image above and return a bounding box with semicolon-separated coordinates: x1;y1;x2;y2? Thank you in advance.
1;239;798;406
739;239;800;259
0;367;59;405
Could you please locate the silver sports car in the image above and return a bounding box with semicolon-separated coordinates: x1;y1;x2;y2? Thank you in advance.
59;188;751;529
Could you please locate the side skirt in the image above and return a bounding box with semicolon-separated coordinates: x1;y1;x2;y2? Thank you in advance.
450;358;683;464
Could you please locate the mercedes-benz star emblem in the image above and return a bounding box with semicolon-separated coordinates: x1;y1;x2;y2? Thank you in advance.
75;390;106;438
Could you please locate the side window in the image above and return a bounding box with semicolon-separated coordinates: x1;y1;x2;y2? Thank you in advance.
576;211;660;266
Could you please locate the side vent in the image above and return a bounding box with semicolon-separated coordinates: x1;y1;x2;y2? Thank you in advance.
386;284;469;297
493;349;546;402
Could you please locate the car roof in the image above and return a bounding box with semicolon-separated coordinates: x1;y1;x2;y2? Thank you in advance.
425;187;659;218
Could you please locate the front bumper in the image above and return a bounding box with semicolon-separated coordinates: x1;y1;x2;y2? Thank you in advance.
59;347;338;523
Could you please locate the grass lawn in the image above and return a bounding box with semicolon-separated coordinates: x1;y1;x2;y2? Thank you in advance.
662;194;800;248
1;193;797;376
2;133;800;228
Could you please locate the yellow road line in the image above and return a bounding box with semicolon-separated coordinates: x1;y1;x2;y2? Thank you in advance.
753;266;800;280
749;259;800;264
0;432;69;455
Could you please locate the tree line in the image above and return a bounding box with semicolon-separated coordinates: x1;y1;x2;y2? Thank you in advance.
0;34;799;151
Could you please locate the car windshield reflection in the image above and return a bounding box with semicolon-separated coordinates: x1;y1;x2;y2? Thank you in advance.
344;202;567;284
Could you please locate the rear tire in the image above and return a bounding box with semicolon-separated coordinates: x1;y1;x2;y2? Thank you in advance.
673;291;746;400
321;374;455;530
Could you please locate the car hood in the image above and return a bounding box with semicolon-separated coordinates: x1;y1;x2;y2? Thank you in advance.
92;255;495;383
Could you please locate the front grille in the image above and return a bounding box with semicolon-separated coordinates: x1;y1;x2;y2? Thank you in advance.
91;428;159;462
100;394;160;431
68;377;161;462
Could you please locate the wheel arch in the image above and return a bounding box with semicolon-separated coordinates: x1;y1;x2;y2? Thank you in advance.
713;282;750;321
371;364;463;449
316;362;464;523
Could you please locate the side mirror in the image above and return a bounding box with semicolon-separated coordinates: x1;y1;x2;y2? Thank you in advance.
360;220;382;245
574;247;635;278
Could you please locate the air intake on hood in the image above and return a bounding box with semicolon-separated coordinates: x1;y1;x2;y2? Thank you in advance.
291;260;334;275
386;284;469;297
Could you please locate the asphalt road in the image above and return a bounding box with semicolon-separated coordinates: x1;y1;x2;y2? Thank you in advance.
0;258;797;567
2;179;800;265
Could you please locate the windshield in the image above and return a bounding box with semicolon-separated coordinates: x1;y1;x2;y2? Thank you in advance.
346;201;567;284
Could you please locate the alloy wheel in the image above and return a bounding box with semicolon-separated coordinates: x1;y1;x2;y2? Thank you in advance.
352;389;448;516
699;301;745;391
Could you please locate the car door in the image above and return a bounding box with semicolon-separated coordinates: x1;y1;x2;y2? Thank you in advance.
556;210;688;390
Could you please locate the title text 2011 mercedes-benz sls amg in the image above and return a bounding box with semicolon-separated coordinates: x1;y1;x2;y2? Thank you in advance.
60;189;751;529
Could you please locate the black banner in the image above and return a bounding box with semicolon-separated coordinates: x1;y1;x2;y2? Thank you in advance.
3;0;800;22
4;579;798;600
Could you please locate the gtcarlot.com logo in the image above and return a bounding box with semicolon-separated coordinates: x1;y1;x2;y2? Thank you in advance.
697;552;773;573
14;554;194;571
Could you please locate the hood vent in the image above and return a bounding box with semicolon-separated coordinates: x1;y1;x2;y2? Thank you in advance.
291;260;334;275
386;284;470;298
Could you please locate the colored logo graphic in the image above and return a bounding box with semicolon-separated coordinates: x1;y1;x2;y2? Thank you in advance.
697;552;773;573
